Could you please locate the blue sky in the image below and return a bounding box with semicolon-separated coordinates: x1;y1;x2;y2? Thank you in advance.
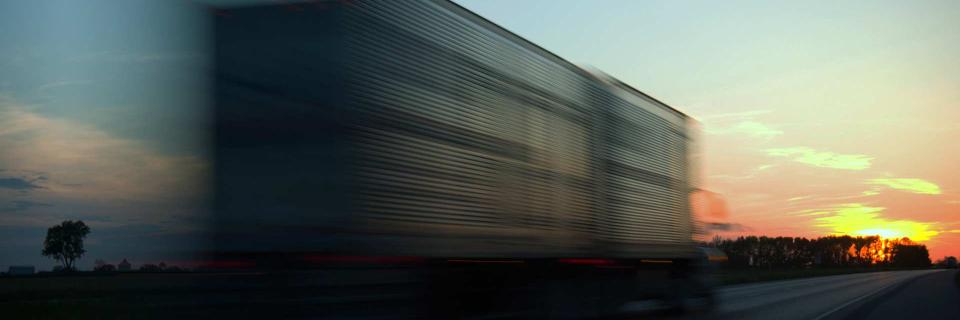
0;0;211;270
0;0;210;156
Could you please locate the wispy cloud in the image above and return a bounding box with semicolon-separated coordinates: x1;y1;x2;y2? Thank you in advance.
700;109;783;140
756;164;777;171
0;177;42;190
34;80;92;94
732;121;783;139
0;200;51;212
699;110;774;121
866;178;941;195
707;121;783;140
766;146;873;170
67;51;203;64
0;98;207;226
704;222;751;232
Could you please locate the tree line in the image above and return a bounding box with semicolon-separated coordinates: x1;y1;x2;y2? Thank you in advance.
707;235;932;269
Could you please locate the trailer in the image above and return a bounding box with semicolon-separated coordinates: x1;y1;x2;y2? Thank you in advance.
210;0;712;317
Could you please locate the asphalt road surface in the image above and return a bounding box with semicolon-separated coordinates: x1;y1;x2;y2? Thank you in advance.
695;269;957;320
6;269;957;319
843;269;960;320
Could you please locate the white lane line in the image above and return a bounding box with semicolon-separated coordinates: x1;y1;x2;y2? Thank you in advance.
809;271;938;320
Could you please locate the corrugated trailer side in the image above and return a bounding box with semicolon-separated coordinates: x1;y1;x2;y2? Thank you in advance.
209;1;714;317
341;0;696;259
211;0;697;259
586;73;696;258
342;0;602;258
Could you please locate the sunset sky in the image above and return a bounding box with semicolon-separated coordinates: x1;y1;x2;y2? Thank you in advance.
458;0;960;258
0;0;957;270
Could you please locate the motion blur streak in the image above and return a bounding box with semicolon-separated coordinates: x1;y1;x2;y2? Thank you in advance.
208;0;712;317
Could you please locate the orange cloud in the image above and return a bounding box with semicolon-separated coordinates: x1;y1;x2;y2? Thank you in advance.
867;178;941;195
766;147;873;170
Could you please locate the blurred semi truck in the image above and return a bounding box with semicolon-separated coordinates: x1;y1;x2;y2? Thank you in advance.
210;0;713;317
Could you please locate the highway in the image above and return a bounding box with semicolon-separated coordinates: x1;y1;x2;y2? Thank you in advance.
5;269;957;319
696;269;957;320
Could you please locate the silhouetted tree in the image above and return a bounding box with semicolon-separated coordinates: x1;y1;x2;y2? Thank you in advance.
891;242;931;268
42;220;90;271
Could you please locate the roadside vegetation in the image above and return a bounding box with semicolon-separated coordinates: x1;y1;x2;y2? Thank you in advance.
705;235;941;285
42;220;90;272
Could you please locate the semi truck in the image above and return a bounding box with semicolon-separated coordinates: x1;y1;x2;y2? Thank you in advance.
210;0;714;317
